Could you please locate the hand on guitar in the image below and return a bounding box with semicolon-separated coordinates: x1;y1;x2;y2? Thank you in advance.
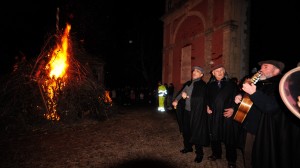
234;71;262;123
242;83;257;95
235;94;242;104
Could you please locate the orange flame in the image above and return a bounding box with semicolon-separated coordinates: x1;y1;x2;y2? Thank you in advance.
43;23;71;120
49;24;71;79
104;91;112;104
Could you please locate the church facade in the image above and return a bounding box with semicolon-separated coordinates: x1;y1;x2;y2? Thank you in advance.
161;0;250;90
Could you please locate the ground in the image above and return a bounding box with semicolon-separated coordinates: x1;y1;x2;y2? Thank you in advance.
0;105;245;168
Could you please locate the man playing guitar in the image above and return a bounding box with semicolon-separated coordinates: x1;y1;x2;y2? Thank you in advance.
234;60;300;168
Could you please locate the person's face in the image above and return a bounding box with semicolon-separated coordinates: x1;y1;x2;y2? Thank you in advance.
192;69;203;80
259;63;280;80
212;67;225;81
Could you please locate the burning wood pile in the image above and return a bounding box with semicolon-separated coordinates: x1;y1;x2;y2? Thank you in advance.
0;23;113;133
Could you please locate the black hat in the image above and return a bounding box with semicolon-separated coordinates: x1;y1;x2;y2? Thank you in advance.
192;66;204;73
258;60;285;72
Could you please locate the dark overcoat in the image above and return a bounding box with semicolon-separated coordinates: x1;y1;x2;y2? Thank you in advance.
250;75;300;168
175;79;210;146
206;78;240;146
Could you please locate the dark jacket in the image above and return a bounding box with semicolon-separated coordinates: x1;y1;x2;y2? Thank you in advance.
206;78;240;146
176;79;210;146
250;75;300;168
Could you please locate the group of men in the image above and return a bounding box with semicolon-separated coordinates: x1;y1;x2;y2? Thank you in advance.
171;60;300;168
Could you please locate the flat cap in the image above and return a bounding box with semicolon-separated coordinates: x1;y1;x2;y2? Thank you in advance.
192;66;204;73
258;60;285;72
210;64;224;72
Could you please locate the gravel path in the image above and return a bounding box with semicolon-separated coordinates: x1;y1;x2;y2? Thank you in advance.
0;105;245;168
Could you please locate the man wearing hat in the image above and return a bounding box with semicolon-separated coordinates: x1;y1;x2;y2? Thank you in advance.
235;59;300;168
172;66;209;163
206;64;240;168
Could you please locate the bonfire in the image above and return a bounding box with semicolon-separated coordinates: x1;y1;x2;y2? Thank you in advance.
0;23;114;133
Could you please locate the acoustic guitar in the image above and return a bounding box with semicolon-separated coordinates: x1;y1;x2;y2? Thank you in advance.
233;71;262;123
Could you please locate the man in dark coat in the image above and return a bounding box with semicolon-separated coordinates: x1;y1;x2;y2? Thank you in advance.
172;66;209;163
206;64;240;168
236;60;300;168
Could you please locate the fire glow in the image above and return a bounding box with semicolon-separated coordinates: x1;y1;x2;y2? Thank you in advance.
42;24;71;120
48;25;70;79
104;91;112;104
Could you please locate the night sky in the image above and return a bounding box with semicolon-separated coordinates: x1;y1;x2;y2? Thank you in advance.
1;1;299;87
250;1;300;72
